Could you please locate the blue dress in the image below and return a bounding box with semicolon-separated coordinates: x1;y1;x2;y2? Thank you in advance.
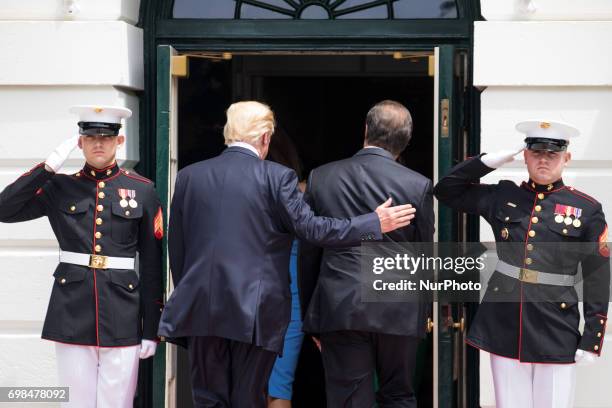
268;241;305;400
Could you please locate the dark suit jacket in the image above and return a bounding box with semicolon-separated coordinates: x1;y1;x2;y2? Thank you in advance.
157;146;381;353
299;147;434;338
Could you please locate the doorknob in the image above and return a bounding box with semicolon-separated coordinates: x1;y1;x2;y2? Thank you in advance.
451;317;465;333
426;317;434;333
440;98;450;138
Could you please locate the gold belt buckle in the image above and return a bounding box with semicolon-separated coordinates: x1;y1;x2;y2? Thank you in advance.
89;255;109;269
519;268;538;283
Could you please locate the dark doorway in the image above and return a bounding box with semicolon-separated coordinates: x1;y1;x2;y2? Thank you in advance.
175;54;434;408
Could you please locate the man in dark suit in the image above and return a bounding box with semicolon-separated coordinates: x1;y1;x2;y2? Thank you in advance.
299;100;434;408
157;101;416;408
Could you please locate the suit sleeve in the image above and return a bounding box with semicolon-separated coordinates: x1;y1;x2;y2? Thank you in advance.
0;163;53;222
433;155;498;218
138;184;164;341
297;170;325;321
168;173;185;287
276;169;381;248
578;204;610;355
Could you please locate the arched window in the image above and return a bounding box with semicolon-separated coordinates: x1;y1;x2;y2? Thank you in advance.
173;0;458;20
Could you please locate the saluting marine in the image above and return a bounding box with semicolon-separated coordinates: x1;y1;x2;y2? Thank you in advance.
434;121;610;408
0;106;164;408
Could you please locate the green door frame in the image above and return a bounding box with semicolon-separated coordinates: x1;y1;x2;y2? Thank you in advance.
138;2;483;407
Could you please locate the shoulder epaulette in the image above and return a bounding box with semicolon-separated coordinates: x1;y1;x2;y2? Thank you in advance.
565;186;598;205
121;169;152;184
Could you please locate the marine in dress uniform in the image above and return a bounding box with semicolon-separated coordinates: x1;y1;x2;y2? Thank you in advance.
0;106;164;408
434;121;610;408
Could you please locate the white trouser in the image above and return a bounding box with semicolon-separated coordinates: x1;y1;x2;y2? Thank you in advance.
55;342;140;408
490;354;576;408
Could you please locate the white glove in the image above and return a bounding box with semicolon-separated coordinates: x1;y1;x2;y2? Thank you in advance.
44;135;80;173
575;349;597;366
139;339;158;359
480;143;526;169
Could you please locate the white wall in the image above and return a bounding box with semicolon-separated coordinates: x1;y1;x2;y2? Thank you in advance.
476;2;612;407
480;0;612;21
0;0;140;24
0;0;142;399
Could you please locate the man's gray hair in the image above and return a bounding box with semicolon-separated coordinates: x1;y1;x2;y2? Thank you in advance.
365;100;413;156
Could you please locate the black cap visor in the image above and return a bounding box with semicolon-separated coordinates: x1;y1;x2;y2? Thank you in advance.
78;122;122;136
525;137;568;152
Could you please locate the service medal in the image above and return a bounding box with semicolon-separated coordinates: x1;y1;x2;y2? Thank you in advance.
573;219;581;228
564;217;572;225
555;215;564;223
119;188;136;209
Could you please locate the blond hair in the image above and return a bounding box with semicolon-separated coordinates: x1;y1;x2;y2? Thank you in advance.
223;101;275;145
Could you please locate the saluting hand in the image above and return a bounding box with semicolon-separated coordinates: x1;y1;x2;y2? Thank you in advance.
375;198;416;233
44;135;80;173
480;143;526;169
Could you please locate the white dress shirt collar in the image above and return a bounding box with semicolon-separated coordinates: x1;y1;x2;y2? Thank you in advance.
228;142;260;158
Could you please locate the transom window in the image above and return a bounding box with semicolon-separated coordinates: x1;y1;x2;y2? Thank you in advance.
173;0;459;20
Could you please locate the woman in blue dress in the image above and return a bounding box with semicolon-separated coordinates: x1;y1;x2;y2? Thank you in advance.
266;125;305;408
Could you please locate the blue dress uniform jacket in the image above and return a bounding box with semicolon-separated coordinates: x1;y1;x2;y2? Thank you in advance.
434;156;610;363
299;147;434;338
0;162;164;347
158;146;382;354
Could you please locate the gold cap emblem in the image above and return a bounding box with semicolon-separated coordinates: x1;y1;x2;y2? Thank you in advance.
540;122;551;129
94;107;104;113
501;228;509;240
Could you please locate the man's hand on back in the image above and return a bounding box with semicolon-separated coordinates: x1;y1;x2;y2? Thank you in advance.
375;198;416;233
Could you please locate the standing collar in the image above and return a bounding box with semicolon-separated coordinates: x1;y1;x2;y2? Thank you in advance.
81;162;120;181
521;178;565;193
228;142;260;158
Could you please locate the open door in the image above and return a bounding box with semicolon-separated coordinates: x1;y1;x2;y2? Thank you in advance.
434;45;469;408
155;44;182;408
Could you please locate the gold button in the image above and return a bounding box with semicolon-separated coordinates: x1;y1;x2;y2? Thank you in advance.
128;283;134;290
525;258;533;265
601;319;605;325
60;278;66;284
98;181;105;188
594;345;599;351
527;244;534;251
597;332;602;338
125;211;131;216
90;170;96;177
537;193;544;200
98;192;105;199
70;205;76;212
531;217;538;223
535;205;542;212
504;216;510;221
560;302;567;309
528;230;536;238
563;229;568;234
493;287;499;292
95;244;101;253
95;231;102;239
96;218;103;226
106;169;112;176
97;205;104;212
